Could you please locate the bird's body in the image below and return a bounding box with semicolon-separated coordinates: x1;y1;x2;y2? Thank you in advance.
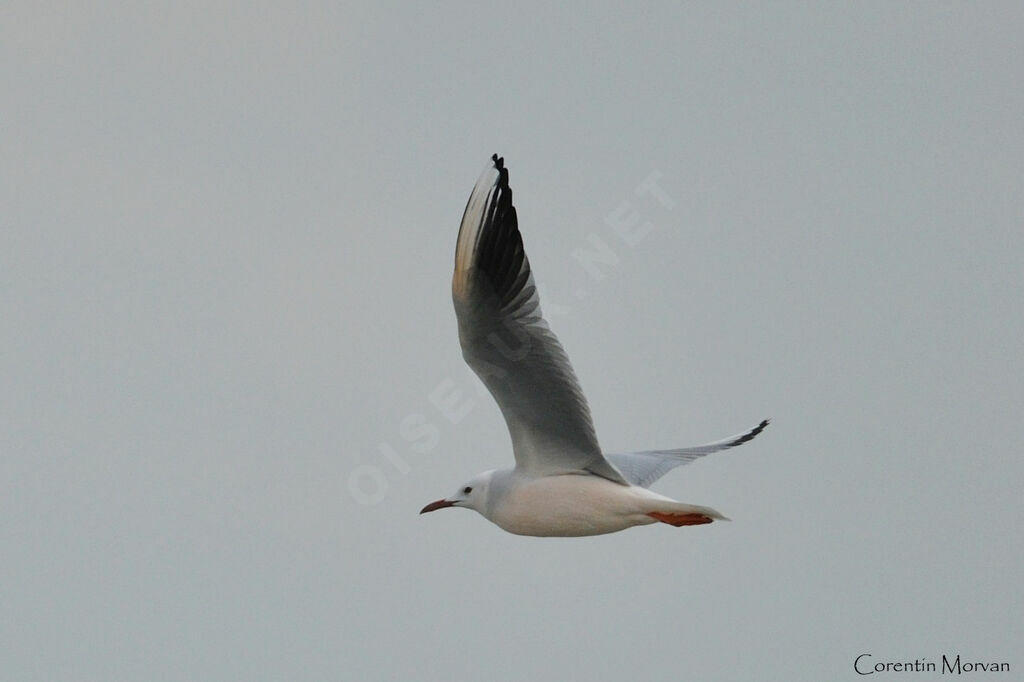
420;155;768;537
476;469;727;537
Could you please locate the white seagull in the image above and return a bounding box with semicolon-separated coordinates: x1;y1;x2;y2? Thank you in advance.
420;155;768;536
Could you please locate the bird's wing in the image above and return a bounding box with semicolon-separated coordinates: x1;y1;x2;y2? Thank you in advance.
452;155;627;484
606;419;769;488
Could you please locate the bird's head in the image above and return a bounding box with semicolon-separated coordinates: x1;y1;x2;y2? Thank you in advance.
419;470;495;515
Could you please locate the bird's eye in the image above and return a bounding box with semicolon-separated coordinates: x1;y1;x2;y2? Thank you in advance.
463;486;472;495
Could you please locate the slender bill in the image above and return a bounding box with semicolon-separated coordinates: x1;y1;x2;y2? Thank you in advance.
419;499;455;514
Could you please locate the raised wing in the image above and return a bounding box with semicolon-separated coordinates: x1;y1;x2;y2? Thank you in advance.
453;155;627;484
606;419;769;488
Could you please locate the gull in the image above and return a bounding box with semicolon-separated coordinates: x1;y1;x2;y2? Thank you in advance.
420;155;768;536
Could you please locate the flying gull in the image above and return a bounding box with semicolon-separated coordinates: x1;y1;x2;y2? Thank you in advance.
420;155;768;536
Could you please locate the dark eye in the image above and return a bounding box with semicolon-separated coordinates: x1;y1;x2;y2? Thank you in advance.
463;486;472;495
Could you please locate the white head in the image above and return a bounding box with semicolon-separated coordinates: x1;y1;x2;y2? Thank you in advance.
419;470;496;516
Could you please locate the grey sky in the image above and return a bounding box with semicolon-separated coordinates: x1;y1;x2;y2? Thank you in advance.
2;3;1022;681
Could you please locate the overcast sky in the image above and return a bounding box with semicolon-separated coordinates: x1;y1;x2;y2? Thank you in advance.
2;3;1022;681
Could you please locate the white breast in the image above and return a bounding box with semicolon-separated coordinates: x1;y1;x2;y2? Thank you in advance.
488;474;661;537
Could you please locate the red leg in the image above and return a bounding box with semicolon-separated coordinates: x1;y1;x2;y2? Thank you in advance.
647;511;714;527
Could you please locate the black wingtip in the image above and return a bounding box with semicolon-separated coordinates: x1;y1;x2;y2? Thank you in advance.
731;418;770;447
490;153;509;186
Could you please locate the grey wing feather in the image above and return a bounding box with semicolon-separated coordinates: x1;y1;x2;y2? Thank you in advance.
453;155;628;484
607;419;769;488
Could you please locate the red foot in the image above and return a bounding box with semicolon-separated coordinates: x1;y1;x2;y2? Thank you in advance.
647;511;714;527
